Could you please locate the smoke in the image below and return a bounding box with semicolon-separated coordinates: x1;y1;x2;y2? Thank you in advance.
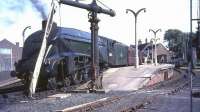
29;0;48;19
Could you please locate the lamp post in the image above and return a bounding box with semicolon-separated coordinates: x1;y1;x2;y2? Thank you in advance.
150;40;154;64
126;8;146;68
149;29;161;66
22;26;31;45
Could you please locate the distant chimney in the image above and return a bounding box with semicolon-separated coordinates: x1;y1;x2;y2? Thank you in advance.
138;40;142;45
145;38;148;44
42;20;47;30
16;42;19;47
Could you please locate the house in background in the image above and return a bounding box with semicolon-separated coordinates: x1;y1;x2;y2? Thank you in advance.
155;43;172;63
0;39;22;72
131;42;171;64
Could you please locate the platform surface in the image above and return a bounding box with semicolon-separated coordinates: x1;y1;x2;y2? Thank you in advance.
102;64;174;91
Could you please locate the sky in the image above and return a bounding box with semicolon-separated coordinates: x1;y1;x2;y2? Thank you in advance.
0;0;194;46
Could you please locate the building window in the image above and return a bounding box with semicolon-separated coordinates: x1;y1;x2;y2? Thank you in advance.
0;48;12;55
0;48;12;72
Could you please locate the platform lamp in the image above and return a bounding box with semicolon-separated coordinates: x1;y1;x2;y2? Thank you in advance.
149;29;161;66
22;26;31;46
126;8;146;68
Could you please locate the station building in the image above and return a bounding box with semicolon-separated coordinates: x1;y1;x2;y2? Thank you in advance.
131;42;171;64
0;39;22;72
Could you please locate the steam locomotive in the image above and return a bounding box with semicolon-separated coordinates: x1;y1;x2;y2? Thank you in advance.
12;22;133;91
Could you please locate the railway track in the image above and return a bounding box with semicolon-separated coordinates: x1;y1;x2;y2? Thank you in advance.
1;68;195;112
56;96;121;112
0;78;21;87
0;78;24;94
120;82;190;112
56;70;190;112
56;72;190;112
0;77;92;97
192;73;200;98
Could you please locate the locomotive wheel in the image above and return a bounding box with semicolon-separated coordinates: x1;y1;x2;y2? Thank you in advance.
86;76;103;90
72;71;83;85
47;77;57;90
63;77;71;87
95;75;103;89
23;73;31;95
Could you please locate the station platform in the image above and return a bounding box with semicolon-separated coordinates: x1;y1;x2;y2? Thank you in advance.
102;64;174;91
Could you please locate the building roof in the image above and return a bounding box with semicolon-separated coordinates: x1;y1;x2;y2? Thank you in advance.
0;39;21;49
131;42;170;56
60;27;91;40
130;43;153;50
0;39;14;46
156;43;170;55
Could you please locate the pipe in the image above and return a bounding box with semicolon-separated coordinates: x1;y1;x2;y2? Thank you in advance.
59;0;115;17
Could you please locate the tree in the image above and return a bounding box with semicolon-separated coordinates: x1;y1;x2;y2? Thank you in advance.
164;29;186;59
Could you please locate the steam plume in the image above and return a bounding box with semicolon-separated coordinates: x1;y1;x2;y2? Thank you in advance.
30;0;47;19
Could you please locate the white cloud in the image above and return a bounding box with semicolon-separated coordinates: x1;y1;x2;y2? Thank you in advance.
0;2;43;46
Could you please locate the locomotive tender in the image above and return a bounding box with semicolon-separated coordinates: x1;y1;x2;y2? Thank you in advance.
13;22;131;90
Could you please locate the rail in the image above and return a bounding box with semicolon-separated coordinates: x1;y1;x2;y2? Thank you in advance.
55;73;189;112
0;78;21;88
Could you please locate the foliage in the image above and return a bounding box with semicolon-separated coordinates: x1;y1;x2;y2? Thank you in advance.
164;29;189;58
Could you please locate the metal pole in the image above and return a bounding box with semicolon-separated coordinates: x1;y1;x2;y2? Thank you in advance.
151;40;154;64
189;0;193;111
29;2;56;96
126;8;146;68
22;26;31;45
10;48;12;71
60;0;115;17
135;16;139;68
149;29;161;66
88;0;100;91
154;34;157;65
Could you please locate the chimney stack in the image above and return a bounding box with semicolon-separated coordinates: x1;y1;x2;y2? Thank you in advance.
42;20;47;30
16;42;19;47
138;39;142;45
